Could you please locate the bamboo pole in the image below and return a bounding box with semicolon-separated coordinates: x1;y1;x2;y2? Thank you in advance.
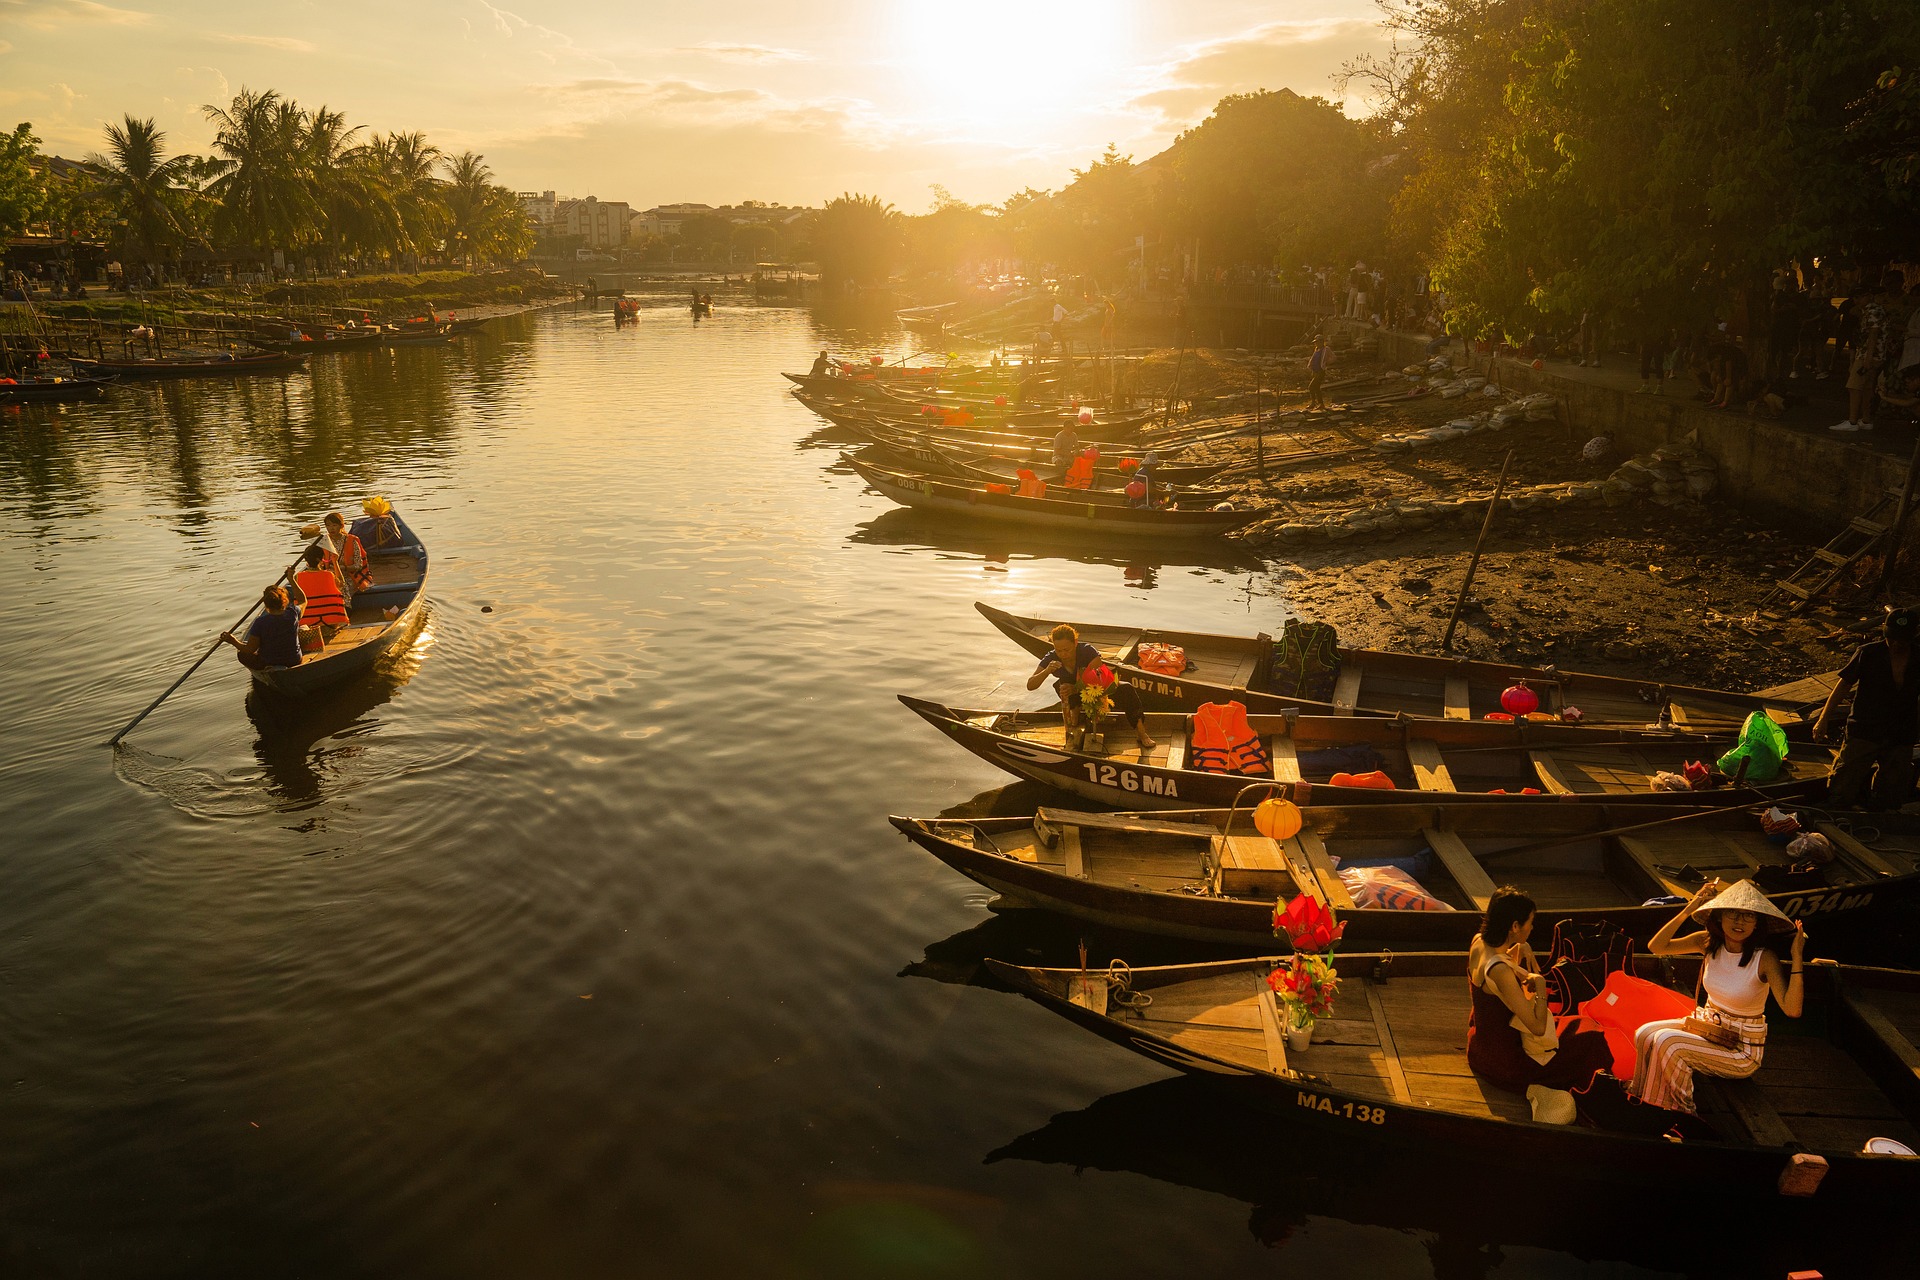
1442;450;1515;654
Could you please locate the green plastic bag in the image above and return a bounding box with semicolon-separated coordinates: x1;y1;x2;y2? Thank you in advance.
1716;712;1787;783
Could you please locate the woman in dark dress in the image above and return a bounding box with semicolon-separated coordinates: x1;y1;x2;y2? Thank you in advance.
1467;888;1613;1103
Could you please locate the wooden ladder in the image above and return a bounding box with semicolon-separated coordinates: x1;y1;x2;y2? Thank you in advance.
1761;486;1905;614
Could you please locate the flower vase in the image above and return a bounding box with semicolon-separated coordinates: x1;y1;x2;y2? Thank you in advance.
1066;726;1086;751
1287;1019;1313;1053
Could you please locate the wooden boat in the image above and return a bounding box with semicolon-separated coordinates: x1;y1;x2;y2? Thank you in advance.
866;431;1223;490
798;389;1153;437
252;514;428;695
70;351;310;379
896;696;1833;810
447;316;494;334
0;374;114;403
251;328;387;355
892;801;1917;950
987;951;1920;1200
976;602;1827;735
804;397;1151;454
383;324;453;347
850;445;1231;505
847;456;1255;541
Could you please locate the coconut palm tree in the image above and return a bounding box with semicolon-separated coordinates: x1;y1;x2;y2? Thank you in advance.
202;89;322;261
365;131;445;265
86;115;195;268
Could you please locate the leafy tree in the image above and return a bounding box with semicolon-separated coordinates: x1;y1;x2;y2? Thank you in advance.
809;193;901;285
0;122;46;238
202;88;319;257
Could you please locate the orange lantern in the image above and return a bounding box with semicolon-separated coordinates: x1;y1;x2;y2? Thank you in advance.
1253;797;1303;840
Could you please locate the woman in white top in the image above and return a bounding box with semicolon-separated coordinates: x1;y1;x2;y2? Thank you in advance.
1631;878;1807;1113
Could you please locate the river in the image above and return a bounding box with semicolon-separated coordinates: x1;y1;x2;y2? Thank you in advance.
0;298;1862;1278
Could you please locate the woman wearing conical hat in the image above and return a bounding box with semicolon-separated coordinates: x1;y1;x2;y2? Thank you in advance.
1630;879;1807;1114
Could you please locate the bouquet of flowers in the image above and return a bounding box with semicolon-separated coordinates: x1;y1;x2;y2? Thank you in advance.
1076;661;1116;720
1269;893;1346;1029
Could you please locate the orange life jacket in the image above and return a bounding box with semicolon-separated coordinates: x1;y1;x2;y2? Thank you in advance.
1061;455;1096;490
295;569;349;628
1330;770;1395;790
1015;469;1048;499
1189;701;1272;776
333;532;371;591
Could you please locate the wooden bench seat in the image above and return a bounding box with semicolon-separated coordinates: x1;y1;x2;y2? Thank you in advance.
1406;738;1457;792
1423;827;1497;911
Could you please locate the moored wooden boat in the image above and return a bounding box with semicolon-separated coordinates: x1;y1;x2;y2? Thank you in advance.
0;374;115;403
848;456;1255;541
70;351;310;378
251;328;388;355
848;445;1231;505
975;602;1827;735
252;514;428;696
866;427;1222;487
987;951;1920;1200
897;696;1832;809
892;801;1917;950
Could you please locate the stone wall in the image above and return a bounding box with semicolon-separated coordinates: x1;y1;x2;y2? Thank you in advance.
1350;324;1907;528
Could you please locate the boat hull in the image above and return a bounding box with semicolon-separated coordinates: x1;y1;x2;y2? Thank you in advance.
848;457;1251;541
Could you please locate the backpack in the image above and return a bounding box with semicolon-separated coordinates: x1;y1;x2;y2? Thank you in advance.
1543;919;1635;1017
1270;619;1341;702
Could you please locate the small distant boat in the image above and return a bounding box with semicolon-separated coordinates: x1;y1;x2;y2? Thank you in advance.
864;432;1224;491
895;696;1833;810
251;329;387;355
446;316;493;334
253;514;429;696
0;374;116;403
845;455;1256;541
70;351;310;379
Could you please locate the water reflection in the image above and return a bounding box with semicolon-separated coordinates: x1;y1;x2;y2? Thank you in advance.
987;1077;1885;1277
242;609;434;804
847;507;1268;576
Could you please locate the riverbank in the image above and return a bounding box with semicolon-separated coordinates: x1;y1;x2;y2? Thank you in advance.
1109;340;1884;692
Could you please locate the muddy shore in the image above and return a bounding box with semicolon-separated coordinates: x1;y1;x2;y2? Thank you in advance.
1116;342;1894;692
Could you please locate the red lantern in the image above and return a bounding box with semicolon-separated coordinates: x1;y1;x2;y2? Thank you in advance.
1501;683;1540;716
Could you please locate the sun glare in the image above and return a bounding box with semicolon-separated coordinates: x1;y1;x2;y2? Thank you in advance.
894;0;1132;138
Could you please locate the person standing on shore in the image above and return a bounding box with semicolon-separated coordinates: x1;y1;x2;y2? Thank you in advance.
1306;334;1331;410
1814;608;1920;808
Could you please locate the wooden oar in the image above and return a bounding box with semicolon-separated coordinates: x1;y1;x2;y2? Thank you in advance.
1475;788;1802;864
106;539;317;746
1443;449;1514;653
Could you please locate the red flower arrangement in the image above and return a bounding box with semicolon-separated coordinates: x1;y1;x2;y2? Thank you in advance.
1269;894;1346;1028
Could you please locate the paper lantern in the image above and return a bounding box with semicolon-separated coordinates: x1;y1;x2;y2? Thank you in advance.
870;355;884;365
1078;408;1094;425
1254;797;1303;840
1125;480;1147;500
994;394;1008;406
1501;683;1540;716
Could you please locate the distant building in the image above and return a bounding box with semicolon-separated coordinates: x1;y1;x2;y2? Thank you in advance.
555;197;632;249
518;190;558;226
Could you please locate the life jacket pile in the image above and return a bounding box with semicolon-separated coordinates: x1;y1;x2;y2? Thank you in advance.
1061;454;1097;490
294;568;349;629
1015;470;1048;499
1188;701;1272;776
1137;642;1187;676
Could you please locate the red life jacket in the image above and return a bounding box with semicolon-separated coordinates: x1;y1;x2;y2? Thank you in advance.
333;532;371;591
1015;469;1048;499
1189;701;1272;776
1061;455;1097;490
294;569;349;628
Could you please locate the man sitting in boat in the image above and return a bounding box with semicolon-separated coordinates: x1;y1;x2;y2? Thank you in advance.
220;586;304;669
1467;888;1612;1119
1630;879;1806;1115
289;546;351;645
1025;623;1155;751
1813;607;1920;808
810;349;832;378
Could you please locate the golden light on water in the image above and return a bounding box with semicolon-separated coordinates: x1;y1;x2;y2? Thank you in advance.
893;0;1135;136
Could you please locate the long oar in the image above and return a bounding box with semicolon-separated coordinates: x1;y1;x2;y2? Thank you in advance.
107;540;316;746
1475;786;1801;865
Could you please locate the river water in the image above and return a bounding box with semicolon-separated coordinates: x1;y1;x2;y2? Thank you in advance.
0;300;1860;1279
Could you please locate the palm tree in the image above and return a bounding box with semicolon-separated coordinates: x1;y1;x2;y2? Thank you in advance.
86;115;194;267
440;151;492;267
365;131;445;265
202;88;321;260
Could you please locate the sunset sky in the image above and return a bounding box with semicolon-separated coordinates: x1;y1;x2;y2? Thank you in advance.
2;0;1389;210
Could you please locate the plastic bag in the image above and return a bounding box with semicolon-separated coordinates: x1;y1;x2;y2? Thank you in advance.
1716;712;1788;783
1338;864;1451;911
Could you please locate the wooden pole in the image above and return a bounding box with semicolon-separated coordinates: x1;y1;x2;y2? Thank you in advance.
1876;435;1920;599
1478;791;1795;864
1442;449;1515;653
106;541;315;746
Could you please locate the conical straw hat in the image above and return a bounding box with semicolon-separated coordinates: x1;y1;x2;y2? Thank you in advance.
1692;878;1793;931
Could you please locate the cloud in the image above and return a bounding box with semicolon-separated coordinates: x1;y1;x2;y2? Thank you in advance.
1133;20;1391;125
209;33;317;53
679;42;811;64
544;76;878;139
0;40;12;54
0;0;152;30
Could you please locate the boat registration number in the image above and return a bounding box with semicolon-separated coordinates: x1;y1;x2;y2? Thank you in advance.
1298;1091;1386;1124
1081;763;1179;797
